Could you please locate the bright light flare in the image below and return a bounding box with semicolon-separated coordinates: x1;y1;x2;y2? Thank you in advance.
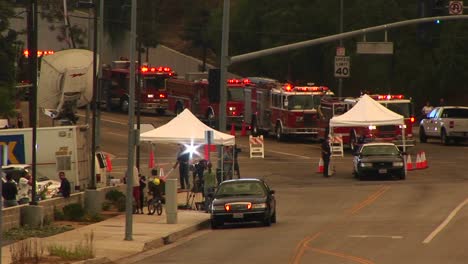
182;140;202;160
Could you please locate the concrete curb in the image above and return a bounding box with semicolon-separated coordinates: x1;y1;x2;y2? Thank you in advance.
76;219;211;264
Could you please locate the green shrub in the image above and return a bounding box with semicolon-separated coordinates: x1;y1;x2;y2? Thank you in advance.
116;196;126;212
62;204;85;221
105;189;125;203
54;208;65;221
102;201;111;211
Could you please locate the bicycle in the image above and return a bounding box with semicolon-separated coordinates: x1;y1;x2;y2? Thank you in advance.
147;192;163;216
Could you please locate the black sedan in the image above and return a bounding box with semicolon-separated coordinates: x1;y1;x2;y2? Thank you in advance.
352;142;406;180
210;178;276;229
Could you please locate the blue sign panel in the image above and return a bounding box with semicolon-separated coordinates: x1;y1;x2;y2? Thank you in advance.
0;134;26;164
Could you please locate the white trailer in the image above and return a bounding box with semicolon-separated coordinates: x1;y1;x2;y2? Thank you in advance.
0;125;107;191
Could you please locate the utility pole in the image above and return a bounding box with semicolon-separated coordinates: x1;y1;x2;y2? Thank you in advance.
28;0;38;206
125;0;137;241
90;0;99;189
218;0;230;133
338;0;344;98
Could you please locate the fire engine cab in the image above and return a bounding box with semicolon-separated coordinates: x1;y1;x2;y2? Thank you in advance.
323;93;416;151
165;77;247;126
101;60;176;114
244;78;333;141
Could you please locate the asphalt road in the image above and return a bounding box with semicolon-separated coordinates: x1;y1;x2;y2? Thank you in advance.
83;110;468;264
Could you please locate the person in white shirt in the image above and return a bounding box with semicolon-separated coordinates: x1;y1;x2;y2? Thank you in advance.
421;101;433;117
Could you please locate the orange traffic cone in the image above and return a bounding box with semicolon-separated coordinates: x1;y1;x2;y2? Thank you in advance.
230;123;236;136
420;151;428;169
317;158;324;173
241;122;247;136
416;152;424;169
105;154;112;172
406;154;413;171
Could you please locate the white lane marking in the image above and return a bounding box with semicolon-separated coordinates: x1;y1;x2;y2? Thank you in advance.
423;197;468;244
266;149;312;159
349;235;403;239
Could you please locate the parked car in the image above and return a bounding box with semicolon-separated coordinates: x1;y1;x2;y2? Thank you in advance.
210;178;276;229
419;106;468;145
352;142;406;180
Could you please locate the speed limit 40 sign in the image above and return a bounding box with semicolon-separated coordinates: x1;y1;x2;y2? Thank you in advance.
334;56;350;78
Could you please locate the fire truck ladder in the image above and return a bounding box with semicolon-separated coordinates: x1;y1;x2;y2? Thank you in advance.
330;135;344;157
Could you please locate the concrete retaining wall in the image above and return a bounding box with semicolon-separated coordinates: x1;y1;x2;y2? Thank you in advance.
1;184;126;232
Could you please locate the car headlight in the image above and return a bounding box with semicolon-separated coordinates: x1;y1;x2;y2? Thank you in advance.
360;162;373;168
393;161;404;167
252;203;267;209
212;205;224;211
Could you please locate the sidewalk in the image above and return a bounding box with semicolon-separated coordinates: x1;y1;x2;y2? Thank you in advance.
1;191;210;264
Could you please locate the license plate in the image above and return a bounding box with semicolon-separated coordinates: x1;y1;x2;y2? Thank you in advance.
379;169;387;174
233;213;244;219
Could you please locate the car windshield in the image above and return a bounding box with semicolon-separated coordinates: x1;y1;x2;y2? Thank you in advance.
360;145;400;156
215;181;266;197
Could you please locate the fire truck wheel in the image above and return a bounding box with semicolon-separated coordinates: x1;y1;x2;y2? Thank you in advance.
275;123;283;141
419;127;427;143
120;98;129;113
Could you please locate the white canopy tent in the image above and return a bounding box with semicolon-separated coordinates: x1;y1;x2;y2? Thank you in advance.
140;109;235;146
329;94;407;152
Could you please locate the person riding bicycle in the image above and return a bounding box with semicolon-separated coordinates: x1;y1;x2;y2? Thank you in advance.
148;169;164;203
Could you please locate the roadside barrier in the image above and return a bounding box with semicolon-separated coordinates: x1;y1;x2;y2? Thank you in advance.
249;135;264;158
330;135;344;157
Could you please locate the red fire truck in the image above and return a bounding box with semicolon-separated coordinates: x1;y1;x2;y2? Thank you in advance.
101;61;176;114
165;77;247;126
243;78;333;141
320;93;416;151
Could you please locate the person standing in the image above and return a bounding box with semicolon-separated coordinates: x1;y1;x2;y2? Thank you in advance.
3;174;18;207
17;113;24;128
203;162;216;212
138;175;146;214
233;145;241;179
321;137;331;177
17;176;31;204
173;144;190;190
58;171;71;198
421;101;433;117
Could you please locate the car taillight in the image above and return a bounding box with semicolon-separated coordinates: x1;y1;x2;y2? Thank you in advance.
159;93;166;99
224;204;231;211
247;203;252;210
410;116;415;123
450;121;454;128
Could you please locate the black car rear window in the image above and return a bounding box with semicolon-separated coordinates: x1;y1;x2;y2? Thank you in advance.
361;145;400;156
216;182;266;196
442;108;468;118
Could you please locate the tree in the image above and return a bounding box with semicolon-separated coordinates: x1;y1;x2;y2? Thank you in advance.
0;0;19;118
